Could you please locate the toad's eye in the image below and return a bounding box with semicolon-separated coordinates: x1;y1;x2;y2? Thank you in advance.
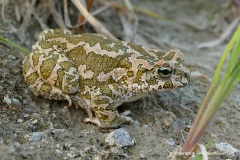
157;67;172;79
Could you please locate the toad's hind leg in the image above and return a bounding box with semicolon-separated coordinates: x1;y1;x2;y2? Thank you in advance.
71;96;93;118
22;47;80;106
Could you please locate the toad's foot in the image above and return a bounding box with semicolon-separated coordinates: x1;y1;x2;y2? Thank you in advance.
83;113;133;128
71;96;93;118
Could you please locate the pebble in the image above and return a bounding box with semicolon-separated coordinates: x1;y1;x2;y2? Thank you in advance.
3;95;21;107
3;95;12;105
51;129;66;134
215;142;240;155
28;132;46;142
165;138;175;146
17;119;23;123
11;98;21;107
105;128;135;148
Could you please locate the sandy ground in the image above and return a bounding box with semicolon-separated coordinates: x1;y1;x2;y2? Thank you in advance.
0;0;239;159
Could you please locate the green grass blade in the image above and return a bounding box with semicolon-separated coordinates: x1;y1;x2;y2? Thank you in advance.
0;35;30;55
189;59;240;150
181;26;240;154
212;26;240;85
194;138;216;160
226;26;240;74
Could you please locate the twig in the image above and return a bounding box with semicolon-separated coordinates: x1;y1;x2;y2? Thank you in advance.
140;32;165;48
48;0;69;30
63;0;73;28
18;0;37;33
118;0;138;42
1;0;9;23
0;26;17;33
77;0;95;33
72;0;115;39
12;0;37;41
124;0;138;42
91;3;111;16
198;144;208;160
197;16;240;49
14;1;20;22
32;12;49;30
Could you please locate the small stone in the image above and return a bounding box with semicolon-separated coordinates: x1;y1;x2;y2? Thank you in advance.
140;153;146;159
165;139;175;146
7;55;16;60
66;149;80;158
133;120;140;126
51;129;66;134
160;111;175;129
28;132;46;142
55;149;63;155
56;144;62;149
3;95;21;107
105;128;135;148
93;156;101;160
31;119;38;124
11;98;21;107
13;142;21;149
215;142;240;155
143;124;149;129
23;114;30;118
3;95;12;105
17;119;23;123
63;142;72;149
0;85;3;92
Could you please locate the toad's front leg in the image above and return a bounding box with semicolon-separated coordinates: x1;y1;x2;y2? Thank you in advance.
83;85;133;128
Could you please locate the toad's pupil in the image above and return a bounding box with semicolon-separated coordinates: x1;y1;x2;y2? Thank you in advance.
162;69;171;75
158;68;171;75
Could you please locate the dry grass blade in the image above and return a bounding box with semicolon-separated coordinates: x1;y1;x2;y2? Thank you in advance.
91;3;111;16
140;32;165;48
197;144;208;160
85;0;95;11
0;25;17;33
63;0;73;28
77;0;95;32
1;0;9;23
19;0;36;30
197;17;240;49
133;6;167;20
48;0;68;30
0;1;17;34
32;12;49;30
118;0;138;42
17;0;36;39
14;1;21;22
72;0;115;38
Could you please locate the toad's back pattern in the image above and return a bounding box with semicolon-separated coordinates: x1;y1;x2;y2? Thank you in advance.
23;29;190;128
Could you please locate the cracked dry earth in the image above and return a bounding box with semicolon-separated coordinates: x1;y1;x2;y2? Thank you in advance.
0;0;240;159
